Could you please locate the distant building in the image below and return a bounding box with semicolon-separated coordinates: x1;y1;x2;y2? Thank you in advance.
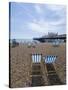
33;33;66;43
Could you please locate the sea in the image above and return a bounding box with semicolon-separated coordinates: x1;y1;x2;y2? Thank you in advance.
10;39;38;44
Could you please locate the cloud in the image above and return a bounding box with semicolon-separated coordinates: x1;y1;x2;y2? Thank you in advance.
27;4;66;34
34;5;42;14
27;18;66;34
28;19;47;33
33;4;66;22
11;3;66;39
46;5;65;11
46;5;66;18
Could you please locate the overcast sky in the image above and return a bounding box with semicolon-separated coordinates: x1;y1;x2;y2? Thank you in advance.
10;2;66;39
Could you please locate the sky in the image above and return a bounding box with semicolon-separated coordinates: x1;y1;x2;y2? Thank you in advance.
10;2;66;39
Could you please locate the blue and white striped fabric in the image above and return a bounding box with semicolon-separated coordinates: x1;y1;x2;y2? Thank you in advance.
32;54;57;63
44;56;57;63
32;54;41;63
